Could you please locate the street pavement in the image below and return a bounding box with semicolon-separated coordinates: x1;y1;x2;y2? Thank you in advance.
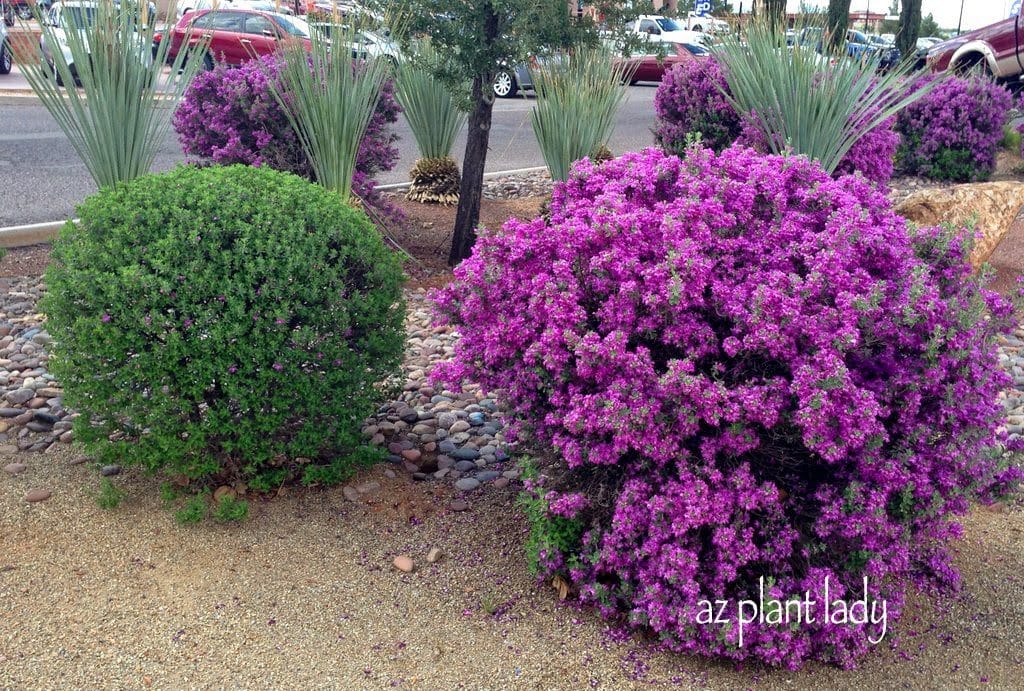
0;64;659;226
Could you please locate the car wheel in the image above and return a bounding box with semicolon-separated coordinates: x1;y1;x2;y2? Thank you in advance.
493;69;518;98
16;5;32;20
203;53;214;71
0;41;11;75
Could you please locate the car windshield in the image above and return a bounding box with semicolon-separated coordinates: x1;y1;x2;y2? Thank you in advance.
682;43;708;55
273;13;310;37
656;18;682;32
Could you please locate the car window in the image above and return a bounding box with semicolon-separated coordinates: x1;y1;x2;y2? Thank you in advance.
273;14;311;38
639;19;657;33
194;11;243;31
656;18;681;31
243;14;274;36
682;43;708;55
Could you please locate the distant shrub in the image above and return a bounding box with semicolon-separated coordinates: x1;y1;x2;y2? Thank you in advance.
173;55;402;219
655;56;899;185
654;58;742;154
43;165;405;495
434;146;1022;669
896;74;1013;182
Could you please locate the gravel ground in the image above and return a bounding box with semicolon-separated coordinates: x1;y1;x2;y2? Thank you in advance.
2;444;1022;689
2;172;1024;688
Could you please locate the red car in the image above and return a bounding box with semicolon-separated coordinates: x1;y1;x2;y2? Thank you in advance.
626;41;709;83
167;7;313;68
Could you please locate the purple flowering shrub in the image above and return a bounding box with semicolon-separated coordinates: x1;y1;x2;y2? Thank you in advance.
737;109;899;187
655;57;899;185
434;146;1022;669
895;74;1012;182
654;58;742;154
173;55;401;217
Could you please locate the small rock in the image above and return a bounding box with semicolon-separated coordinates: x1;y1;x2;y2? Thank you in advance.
493;477;510;489
4;462;27;476
383;468;397;479
452;448;480;461
24;488;51;503
213;485;235;501
449;420;471;434
356;481;380;494
400;448;422;463
99;465;121;477
69;455;89;466
476;471;500;482
450;499;469;512
393;555;415;573
342;485;360;502
455;477;481;492
454;460;477;472
426;547;443;564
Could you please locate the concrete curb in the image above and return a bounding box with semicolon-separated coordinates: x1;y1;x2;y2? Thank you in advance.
0;219;73;248
0;166;549;248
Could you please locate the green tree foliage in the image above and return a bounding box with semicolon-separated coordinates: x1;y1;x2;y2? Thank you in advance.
388;0;645;264
919;12;941;38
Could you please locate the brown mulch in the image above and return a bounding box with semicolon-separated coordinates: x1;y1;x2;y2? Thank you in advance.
0;198;547;284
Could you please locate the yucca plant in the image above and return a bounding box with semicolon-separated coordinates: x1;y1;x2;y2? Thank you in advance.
267;16;398;204
19;0;206;189
529;47;632;182
712;19;936;175
393;44;466;205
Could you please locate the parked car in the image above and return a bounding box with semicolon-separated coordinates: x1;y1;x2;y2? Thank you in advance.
626;15;706;46
683;12;728;35
2;1;13;26
927;15;1023;79
0;15;12;74
12;0;54;20
39;1;155;85
308;23;399;64
167;8;312;68
493;61;532;98
177;0;293;22
626;41;708;83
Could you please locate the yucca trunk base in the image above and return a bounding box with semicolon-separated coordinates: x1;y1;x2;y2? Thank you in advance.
591;144;614;164
405;156;462;205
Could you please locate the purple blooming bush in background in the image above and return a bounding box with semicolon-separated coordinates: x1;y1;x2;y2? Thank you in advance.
655;57;899;185
654;58;741;154
173;55;401;217
434;146;1022;669
895;74;1012;182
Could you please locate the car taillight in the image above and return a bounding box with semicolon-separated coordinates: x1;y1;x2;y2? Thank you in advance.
154;32;162;43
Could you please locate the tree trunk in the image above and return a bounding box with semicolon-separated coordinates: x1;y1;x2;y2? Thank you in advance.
896;0;921;63
448;3;499;266
448;75;495;265
826;0;851;53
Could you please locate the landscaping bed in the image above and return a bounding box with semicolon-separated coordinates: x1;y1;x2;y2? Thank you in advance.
3;174;1024;687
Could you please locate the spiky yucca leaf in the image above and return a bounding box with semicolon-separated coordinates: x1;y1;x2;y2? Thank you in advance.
18;1;206;188
394;44;466;161
267;16;397;202
529;48;631;182
712;19;936;175
406;155;460;205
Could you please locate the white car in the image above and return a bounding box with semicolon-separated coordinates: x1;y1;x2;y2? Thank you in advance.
309;23;399;63
0;17;12;75
39;1;153;86
628;15;708;46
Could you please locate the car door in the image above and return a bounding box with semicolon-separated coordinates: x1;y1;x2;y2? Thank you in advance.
192;10;246;65
238;12;278;62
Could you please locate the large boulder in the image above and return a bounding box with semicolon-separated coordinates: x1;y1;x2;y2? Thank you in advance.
895;182;1024;269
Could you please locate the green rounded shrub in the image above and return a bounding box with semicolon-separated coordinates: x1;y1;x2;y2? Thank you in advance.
43;165;405;490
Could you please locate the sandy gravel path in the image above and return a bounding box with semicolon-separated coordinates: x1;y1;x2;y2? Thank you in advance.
2;444;1022;690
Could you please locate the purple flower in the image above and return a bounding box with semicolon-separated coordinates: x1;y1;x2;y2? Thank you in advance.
432;145;1022;669
101;313;111;323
